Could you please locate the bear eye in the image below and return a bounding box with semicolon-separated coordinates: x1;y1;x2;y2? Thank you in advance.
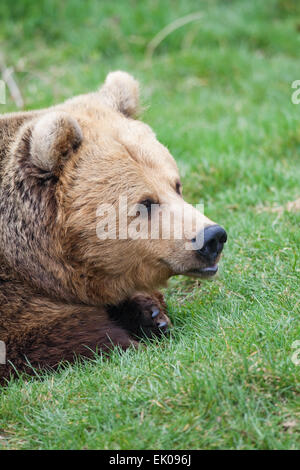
175;181;182;195
139;198;155;215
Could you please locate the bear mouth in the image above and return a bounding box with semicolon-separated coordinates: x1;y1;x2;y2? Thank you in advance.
183;264;218;278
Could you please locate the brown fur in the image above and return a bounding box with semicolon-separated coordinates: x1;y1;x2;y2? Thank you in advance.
0;71;220;383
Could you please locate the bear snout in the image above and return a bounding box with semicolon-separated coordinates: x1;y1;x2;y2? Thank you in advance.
195;225;227;265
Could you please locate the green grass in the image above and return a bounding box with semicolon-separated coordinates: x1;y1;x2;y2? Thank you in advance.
0;0;299;450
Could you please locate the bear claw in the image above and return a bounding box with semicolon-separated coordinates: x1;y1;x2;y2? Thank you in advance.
151;308;160;318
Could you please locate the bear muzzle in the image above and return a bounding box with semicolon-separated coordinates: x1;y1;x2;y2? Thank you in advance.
185;225;227;278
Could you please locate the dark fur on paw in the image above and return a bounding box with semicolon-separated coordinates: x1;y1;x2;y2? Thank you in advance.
107;291;171;339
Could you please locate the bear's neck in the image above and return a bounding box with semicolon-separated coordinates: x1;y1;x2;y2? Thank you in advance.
0;128;78;302
0;167;126;305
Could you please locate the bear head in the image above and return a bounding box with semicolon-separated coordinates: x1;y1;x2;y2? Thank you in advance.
0;72;227;305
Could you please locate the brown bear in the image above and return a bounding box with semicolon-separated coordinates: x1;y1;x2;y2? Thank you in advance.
0;71;227;382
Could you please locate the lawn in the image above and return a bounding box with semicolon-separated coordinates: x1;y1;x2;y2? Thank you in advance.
0;0;299;450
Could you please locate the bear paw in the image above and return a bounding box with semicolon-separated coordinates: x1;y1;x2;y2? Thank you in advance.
108;292;171;339
130;292;171;338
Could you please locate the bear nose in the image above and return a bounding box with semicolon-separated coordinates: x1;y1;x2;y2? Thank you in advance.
196;225;227;262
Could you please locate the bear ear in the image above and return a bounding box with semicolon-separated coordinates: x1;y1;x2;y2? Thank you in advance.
30;111;82;173
99;71;140;117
